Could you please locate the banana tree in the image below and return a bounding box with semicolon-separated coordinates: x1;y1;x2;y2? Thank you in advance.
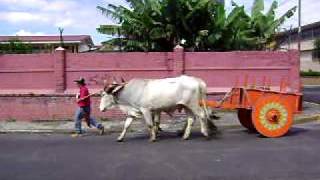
249;0;297;50
97;0;296;51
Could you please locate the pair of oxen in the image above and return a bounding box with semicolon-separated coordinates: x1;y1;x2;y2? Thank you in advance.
99;75;217;142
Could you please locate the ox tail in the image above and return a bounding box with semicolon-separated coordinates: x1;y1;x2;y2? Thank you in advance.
198;81;218;135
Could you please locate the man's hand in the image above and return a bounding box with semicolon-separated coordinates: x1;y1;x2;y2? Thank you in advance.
77;96;89;102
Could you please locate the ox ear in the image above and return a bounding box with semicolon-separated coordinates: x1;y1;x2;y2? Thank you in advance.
103;80;110;92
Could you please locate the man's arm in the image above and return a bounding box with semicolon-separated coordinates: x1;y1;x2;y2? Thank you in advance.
76;91;102;102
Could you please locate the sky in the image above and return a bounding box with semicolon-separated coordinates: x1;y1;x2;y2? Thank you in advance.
0;0;319;45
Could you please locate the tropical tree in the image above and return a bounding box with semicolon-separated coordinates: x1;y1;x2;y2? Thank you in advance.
97;0;296;52
248;0;297;50
97;0;219;51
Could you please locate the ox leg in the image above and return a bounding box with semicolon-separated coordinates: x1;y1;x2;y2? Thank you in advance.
182;116;194;140
199;109;209;138
191;107;209;138
153;112;162;136
141;109;156;142
117;116;134;142
177;121;188;137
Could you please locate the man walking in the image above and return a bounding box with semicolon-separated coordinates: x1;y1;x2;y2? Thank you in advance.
73;77;104;136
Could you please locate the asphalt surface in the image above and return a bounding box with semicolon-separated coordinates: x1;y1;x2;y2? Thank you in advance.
1;121;320;180
303;86;320;104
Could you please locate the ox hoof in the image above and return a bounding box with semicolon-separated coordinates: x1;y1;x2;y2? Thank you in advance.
182;134;190;140
117;138;124;142
177;130;184;137
202;131;209;138
204;134;212;140
149;138;156;142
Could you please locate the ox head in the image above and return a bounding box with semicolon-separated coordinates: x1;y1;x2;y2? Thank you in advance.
99;77;125;112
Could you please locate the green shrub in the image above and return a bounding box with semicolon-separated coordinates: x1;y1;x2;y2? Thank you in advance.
300;69;320;77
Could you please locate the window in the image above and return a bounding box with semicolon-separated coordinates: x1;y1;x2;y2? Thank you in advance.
302;29;313;40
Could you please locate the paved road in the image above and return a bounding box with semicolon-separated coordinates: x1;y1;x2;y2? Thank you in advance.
1;122;320;180
303;86;320;104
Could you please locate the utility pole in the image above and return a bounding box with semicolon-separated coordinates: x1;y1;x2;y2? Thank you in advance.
289;25;293;49
297;0;302;93
117;27;122;52
298;0;301;51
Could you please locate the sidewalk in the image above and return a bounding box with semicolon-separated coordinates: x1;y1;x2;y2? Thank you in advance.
0;102;320;134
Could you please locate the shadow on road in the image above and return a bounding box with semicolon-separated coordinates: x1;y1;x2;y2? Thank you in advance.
117;130;224;143
286;127;309;137
238;127;308;138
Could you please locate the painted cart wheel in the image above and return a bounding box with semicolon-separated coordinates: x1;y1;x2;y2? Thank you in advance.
237;109;256;131
252;95;293;138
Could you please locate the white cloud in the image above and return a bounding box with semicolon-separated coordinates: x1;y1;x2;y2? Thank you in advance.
14;29;45;36
0;0;77;11
0;11;49;23
0;0;106;28
0;0;47;10
42;1;78;12
54;18;74;28
0;0;130;44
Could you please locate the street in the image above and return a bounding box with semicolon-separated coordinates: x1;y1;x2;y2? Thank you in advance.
1;122;320;180
303;86;320;104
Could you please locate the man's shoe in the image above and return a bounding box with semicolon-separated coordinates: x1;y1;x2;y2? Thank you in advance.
71;133;82;138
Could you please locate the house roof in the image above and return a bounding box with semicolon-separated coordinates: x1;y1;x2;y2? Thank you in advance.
0;35;94;45
277;21;320;37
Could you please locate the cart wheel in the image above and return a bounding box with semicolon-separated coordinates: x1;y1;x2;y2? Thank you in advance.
252;95;293;138
237;109;256;131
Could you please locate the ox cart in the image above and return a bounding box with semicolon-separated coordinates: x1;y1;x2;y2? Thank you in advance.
203;77;302;138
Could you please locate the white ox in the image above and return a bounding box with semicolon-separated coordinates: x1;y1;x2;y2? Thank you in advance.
99;75;213;142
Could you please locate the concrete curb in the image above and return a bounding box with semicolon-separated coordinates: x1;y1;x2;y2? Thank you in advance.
1;114;319;135
1;102;319;135
303;85;320;87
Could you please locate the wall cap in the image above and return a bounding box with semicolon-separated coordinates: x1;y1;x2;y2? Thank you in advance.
55;47;65;51
174;45;184;49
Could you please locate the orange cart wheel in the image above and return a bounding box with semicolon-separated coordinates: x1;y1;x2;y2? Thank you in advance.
237;109;256;131
252;95;293;138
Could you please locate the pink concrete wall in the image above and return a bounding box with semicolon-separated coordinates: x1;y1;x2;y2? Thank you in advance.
0;95;122;121
185;50;300;93
65;52;173;92
0;53;55;93
0;48;300;121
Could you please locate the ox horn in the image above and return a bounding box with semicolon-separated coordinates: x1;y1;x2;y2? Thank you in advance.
112;77;118;85
103;79;110;91
121;77;125;83
103;78;110;86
